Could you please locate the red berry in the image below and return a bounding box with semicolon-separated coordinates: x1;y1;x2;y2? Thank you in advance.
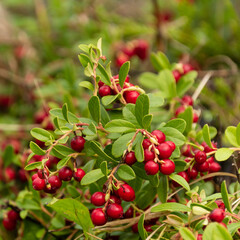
71;136;86;152
172;70;181;83
91;208;107;226
125;151;137;165
160;159;175;175
144;161;159;175
157;143;172;159
219;222;227;228
98;80;104;88
7;210;19;222
106;203;123;219
144;149;155;162
48;176;62;190
172;171;189;187
197;234;202;240
35;139;45;148
215;200;225;210
5;167;16;182
31;173;38;181
151;130;166;144
134;39;148;60
196;161;209;172
187;166;198;179
181;145;193;157
18;169;28;182
144;224;153;232
73;168;86;182
2;218;16;231
202;142;217;153
124;91;140;104
165;141;176;152
110;195;122;205
99;85;112;97
207;156;215;163
115;52;129;67
167;198;177;202
117;184;135;202
122;45;135;58
195;151;207;164
124;207;133;218
183;64;194;74
209;162;221;173
91;192;106;206
37;169;49;179
209;208;225;222
132;222;138;233
58;166;73;181
182;95;193;106
142;139;151;149
175;106;185;117
32;177;46;191
193;111;199;123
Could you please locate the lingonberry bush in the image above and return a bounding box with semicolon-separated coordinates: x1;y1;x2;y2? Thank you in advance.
1;39;240;240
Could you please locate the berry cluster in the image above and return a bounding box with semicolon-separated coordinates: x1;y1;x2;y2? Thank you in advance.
125;130;176;176
2;210;20;231
172;63;194;83
115;39;149;67
90;183;135;226
98;74;142;104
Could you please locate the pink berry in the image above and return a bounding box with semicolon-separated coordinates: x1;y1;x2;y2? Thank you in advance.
106;203;123;219
134;39;148;60
91;208;107;226
182;95;193;106
175;106;185;117
160;159;175;175
117;184;135;202
71;136;85;152
183;64;194;74
151;130;166;144
58;166;73;181
91;192;106;206
73;168;86;182
125;151;137;165
197;234;202;240
209;208;225;222
115;53;129;67
144;161;159;175
172;70;181;83
193;112;199;123
5;167;16;182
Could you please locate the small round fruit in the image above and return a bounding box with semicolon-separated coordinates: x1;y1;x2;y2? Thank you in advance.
125;151;137;165
91;208;107;226
48;176;62;190
32;177;46;191
144;149;155;162
144;161;159;175
209;208;225;222
151;130;165;144
115;52;129;67
110;195;122;205
142;139;151;149
18;169;28;182
71;136;86;152
193;111;199;123
91;192;106;206
182;95;193;106
124;207;133;218
106;203;123;219
197;234;202;240
209;162;221;173
165;141;176;152
132;222;138;233
99;85;112;97
31;173;38;181
144;224;153;232
2;218;16;231
124;91;140;104
58;166;73;181
181;144;193;157
117;184;135;202
157;143;173;159
134;39;148;60
73;168;86;182
172;171;189;187
187;166;198;179
175;106;185;117
196;161;209;172
172;70;181;83
195;151;207;164
5;167;16;182
215;200;225;210
160;159;175;175
7;210;19;222
219;222;227;228
202;141;217;153
183;64;194;74
37;169;49;179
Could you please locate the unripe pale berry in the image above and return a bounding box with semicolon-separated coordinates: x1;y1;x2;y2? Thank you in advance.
73;168;86;182
71;136;85;152
160;159;175;175
117;184;135;202
58;166;73;181
106;203;123;219
91;208;107;226
209;208;225;222
91;192;106;206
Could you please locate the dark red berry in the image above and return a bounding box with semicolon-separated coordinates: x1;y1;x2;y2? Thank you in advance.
209;208;225;222
124;207;133;218
110;195;122;205
182;95;193;106
144;149;155;162
125;151;137;165
7;210;19;222
99;85;112;97
37;168;49;179
167;199;177;202
91;208;107;226
134;39;148;60
18;169;28;182
209;162;221;173
2;218;16;231
151;130;165;144
215;200;225;210
48;175;62;190
187;166;198;179
91;192;106;206
32;177;46;191
144;224;153;232
160;159;175;175
73;168;86;182
98;80;104;88
142;139;151;149
106;203;123;219
193;111;199;123
132;222;138;233
71;136;85;152
157;143;172;159
195;151;207;164
144;161;159;175
165;141;176;152
181;145;193;157
58;166;73;181
172;70;181;83
124;91;140;104
117;184;135;202
172;171;189;187
195;161;209;172
202;141;217;153
182;64;194;74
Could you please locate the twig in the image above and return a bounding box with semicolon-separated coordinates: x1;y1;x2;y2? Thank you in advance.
146;224;164;240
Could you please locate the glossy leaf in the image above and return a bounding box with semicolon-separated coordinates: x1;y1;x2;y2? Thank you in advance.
221;180;232;213
81;169;105;185
203;222;232;240
102;94;120;106
119;61;130;88
117;164;136;181
202;124;213;148
169;174;190;191
158;175;168;203
135;94;149;127
215;148;234;161
105;119;136;133
79;81;94;91
164;119;186;133
88;96;100;123
225;126;239;147
31;128;53;142
179;227;196;240
151;202;191;213
30;141;46;156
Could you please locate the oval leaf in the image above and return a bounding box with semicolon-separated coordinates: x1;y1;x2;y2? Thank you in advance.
81;169;105;185
117;164;136;181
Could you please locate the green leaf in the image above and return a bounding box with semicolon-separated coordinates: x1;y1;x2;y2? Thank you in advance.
202;124;213;148
179;227;196;240
150;52;170;71
88;96;100;123
117;164;136;181
225;126;239;147
97;38;102;56
79;81;94;91
142;114;152;130
100;161;108;176
139;72;159;90
50;108;79;123
134;134;144;162
90;141;117;163
82;122;97;136
221;180;232;213
159;127;186;146
176;71;197;97
48;198;93;233
53;117;61;130
236;123;240;146
151;202;191;213
31;128;53;142
148;93;164;108
2;146;15;167
97;63;111;85
105;119;136;133
66;185;80;198
164;119;186;133
158;175;168;203
112;132;135;158
78;44;90;53
81;169;105;185
215;148;234;161
203;222;232;240
135;94;149;127
78;53;91;67
169;174;190;191
178;107;193;134
123;104;140;126
62;103;69;123
119;61;130;88
102;94;120;106
100;105;110;127
30;141;46;155
228;222;240;236
138;214;148;240
53;145;75;156
57;157;71;170
24;161;42;171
